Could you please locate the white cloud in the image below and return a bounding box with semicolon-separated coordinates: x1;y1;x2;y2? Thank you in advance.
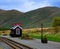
0;0;58;12
19;0;52;12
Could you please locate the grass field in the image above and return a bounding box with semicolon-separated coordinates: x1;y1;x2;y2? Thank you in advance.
22;28;60;42
0;27;60;42
0;30;10;36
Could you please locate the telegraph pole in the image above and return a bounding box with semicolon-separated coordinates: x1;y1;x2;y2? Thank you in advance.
41;23;43;40
41;23;48;43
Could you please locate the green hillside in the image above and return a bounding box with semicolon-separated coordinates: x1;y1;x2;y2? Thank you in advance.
0;9;23;28
0;7;60;29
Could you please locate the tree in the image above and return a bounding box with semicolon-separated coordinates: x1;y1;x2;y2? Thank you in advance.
52;17;60;33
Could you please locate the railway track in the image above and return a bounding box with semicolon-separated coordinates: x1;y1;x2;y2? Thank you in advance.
0;37;33;49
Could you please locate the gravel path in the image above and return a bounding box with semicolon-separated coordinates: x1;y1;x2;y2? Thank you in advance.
2;36;60;49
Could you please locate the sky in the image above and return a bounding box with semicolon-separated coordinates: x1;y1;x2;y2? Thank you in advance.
0;0;60;12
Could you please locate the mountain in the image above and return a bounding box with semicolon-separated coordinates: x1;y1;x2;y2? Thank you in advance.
0;9;23;28
0;7;60;29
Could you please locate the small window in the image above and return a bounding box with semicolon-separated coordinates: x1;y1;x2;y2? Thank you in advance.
16;28;20;35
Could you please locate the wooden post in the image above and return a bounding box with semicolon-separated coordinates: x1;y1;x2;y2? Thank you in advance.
41;23;43;40
41;23;48;43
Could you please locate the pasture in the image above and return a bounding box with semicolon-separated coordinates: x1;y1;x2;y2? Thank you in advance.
0;27;60;42
23;27;60;42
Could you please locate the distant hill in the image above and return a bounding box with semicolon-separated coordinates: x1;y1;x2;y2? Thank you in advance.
0;7;60;29
0;9;23;28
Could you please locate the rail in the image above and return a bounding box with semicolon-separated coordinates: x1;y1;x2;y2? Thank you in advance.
0;37;33;49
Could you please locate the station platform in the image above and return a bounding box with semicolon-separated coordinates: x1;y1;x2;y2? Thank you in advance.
2;36;60;49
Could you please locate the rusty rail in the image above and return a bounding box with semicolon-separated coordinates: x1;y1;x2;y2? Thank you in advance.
0;37;33;49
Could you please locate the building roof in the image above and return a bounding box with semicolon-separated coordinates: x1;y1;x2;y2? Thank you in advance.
11;25;22;29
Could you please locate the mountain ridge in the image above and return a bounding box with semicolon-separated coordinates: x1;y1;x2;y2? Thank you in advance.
0;6;60;28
